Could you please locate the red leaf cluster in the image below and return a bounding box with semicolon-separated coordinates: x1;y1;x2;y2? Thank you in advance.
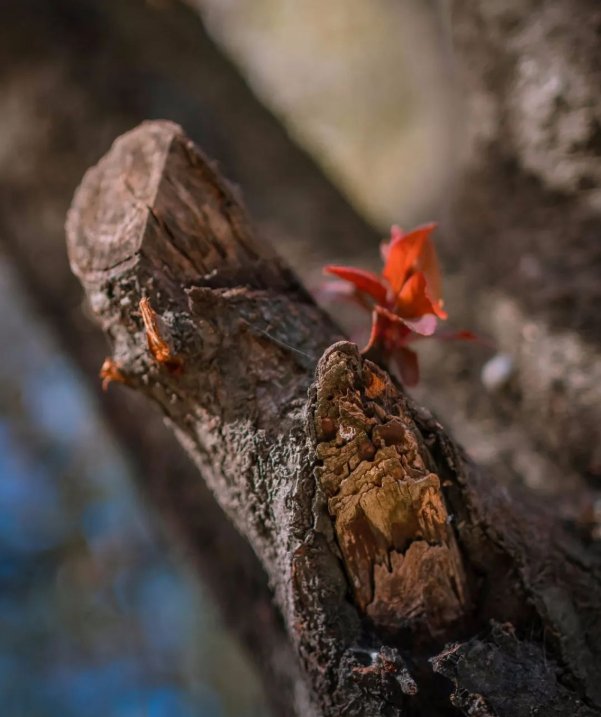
324;224;474;385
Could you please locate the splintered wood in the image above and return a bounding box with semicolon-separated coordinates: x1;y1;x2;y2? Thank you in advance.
139;297;183;373
311;346;469;639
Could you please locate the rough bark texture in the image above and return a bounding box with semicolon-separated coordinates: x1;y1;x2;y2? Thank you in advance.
67;121;601;716
443;0;601;489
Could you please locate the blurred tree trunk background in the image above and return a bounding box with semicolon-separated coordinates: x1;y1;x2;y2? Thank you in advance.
0;0;600;715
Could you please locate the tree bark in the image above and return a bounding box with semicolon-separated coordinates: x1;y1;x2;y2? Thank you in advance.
443;0;601;488
67;120;601;716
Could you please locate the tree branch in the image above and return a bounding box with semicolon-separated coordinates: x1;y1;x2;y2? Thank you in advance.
66;121;601;716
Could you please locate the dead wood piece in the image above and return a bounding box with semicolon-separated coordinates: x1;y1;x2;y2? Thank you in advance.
66;120;601;716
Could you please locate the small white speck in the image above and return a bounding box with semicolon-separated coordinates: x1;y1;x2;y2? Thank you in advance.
481;353;514;391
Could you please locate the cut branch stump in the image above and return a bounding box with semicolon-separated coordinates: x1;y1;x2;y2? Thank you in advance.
66;121;601;717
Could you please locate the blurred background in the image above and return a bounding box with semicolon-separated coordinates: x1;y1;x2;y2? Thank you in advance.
1;1;599;715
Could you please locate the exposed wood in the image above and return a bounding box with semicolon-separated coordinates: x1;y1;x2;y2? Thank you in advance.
312;353;469;639
67;120;601;716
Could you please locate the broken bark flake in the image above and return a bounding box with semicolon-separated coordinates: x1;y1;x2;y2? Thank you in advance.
99;356;127;391
139;296;183;373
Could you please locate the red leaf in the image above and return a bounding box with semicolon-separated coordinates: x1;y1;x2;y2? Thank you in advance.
362;308;386;353
440;329;478;341
316;280;365;306
374;304;437;337
323;265;387;304
395;272;437;319
381;223;436;295
433;329;494;348
414;228;446;318
320;221;473;387
401;314;437;336
434;329;485;343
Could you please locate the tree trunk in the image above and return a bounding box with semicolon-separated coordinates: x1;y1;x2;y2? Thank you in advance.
443;0;601;489
66;120;601;716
